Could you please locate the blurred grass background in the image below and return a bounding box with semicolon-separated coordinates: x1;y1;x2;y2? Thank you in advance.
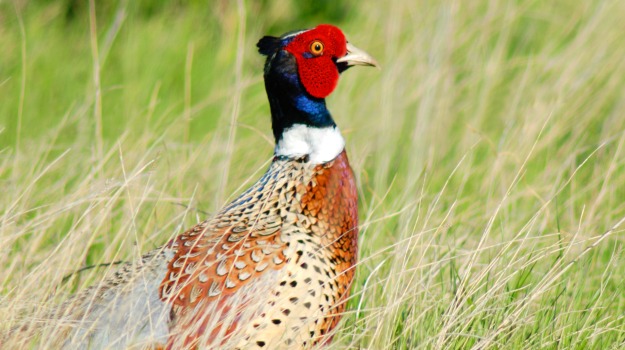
2;0;625;348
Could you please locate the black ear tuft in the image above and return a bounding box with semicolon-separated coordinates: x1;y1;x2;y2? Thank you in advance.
257;36;281;56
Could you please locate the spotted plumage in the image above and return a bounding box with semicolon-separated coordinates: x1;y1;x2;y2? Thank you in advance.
163;151;358;348
5;24;378;349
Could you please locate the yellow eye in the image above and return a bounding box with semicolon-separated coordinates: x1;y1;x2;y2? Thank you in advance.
310;40;324;56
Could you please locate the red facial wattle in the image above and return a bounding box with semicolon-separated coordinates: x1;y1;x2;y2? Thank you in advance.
284;25;347;99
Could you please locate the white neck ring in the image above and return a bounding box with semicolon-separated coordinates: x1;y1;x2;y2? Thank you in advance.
275;124;345;163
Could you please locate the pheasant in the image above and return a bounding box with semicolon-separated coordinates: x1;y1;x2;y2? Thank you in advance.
12;24;378;349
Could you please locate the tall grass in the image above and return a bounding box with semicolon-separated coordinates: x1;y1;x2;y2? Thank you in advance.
2;0;625;348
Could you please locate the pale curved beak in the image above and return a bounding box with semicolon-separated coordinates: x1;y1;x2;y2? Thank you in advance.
336;42;380;69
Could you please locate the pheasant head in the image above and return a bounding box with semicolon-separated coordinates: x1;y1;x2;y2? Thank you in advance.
257;24;379;163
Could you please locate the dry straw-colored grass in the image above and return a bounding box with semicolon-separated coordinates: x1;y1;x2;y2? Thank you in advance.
2;0;625;348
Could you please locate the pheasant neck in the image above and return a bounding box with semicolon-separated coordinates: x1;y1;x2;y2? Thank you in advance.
263;50;344;163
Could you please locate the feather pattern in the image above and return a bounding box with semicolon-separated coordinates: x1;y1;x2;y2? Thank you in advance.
162;151;358;348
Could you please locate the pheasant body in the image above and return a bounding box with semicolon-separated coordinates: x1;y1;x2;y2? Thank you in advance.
163;150;358;348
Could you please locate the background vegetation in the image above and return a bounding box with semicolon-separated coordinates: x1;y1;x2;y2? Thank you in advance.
2;0;625;348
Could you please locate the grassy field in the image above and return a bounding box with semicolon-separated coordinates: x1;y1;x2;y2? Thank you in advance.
2;0;625;348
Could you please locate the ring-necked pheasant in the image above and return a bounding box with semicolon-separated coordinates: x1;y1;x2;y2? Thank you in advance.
14;24;378;349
